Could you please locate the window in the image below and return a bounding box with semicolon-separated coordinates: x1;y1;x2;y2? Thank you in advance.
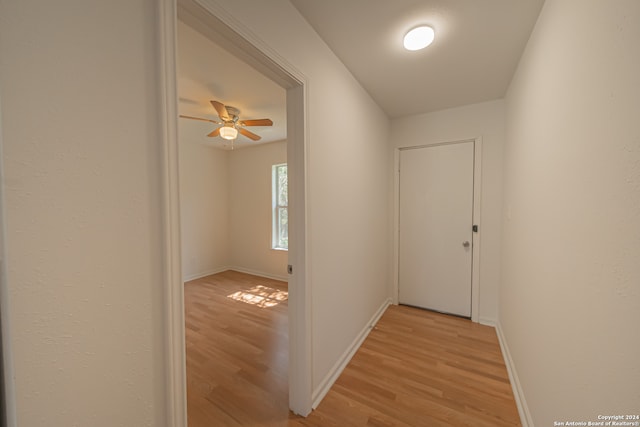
272;163;288;250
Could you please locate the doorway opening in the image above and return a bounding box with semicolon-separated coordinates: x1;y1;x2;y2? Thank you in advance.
160;0;311;424
177;13;290;424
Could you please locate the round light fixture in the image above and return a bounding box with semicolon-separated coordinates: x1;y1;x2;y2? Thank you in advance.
219;126;238;140
403;26;435;51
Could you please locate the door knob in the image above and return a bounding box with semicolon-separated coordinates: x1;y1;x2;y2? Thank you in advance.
462;241;470;248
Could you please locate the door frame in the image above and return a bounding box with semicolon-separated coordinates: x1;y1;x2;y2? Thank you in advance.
393;138;482;323
0;85;17;427
158;0;312;424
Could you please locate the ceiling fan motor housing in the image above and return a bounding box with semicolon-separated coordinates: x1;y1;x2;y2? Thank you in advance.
225;106;241;123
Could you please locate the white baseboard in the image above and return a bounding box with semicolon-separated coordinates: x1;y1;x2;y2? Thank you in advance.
182;266;229;283
495;321;534;427
312;298;392;409
228;266;289;283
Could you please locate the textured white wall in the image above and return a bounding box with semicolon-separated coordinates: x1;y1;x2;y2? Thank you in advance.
391;100;506;324
229;141;288;280
502;0;640;424
0;0;167;425
179;135;230;281
179;137;287;282
206;0;392;393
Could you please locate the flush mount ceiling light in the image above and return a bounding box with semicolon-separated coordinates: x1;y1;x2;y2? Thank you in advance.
403;26;435;51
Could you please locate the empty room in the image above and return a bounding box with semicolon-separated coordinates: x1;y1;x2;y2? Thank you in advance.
0;1;638;427
176;12;292;424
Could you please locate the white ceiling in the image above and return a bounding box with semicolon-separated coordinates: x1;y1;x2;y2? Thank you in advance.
177;20;287;150
290;0;545;118
178;0;545;145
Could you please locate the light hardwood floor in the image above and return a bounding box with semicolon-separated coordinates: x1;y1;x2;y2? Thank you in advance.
185;271;521;426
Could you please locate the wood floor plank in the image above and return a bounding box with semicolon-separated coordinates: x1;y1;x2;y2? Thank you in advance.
185;271;520;426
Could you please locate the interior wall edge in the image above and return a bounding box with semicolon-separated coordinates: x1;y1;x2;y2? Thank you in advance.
478;317;497;327
158;0;189;425
0;80;17;427
495;321;533;427
311;298;392;409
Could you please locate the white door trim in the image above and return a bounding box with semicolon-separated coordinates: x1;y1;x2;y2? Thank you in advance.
0;71;18;427
157;1;187;425
158;0;312;424
393;137;482;322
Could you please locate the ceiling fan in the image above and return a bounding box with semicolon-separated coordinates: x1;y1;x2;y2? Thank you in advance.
179;100;273;141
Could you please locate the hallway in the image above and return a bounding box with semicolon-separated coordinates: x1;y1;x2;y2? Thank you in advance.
185;271;519;426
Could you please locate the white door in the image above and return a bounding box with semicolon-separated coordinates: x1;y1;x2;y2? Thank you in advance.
398;141;474;317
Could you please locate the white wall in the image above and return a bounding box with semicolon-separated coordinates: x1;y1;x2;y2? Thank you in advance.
391;100;505;324
179;134;229;281
179;137;287;282
201;0;392;395
502;0;640;424
0;1;167;426
229;141;288;280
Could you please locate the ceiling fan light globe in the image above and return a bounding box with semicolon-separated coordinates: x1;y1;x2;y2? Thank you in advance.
220;126;238;140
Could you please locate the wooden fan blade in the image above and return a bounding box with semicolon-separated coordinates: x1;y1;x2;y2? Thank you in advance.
179;115;220;124
207;128;221;138
238;127;261;141
239;118;273;127
211;100;230;121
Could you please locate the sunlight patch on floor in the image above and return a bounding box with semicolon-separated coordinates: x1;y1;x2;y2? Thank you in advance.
227;285;288;308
